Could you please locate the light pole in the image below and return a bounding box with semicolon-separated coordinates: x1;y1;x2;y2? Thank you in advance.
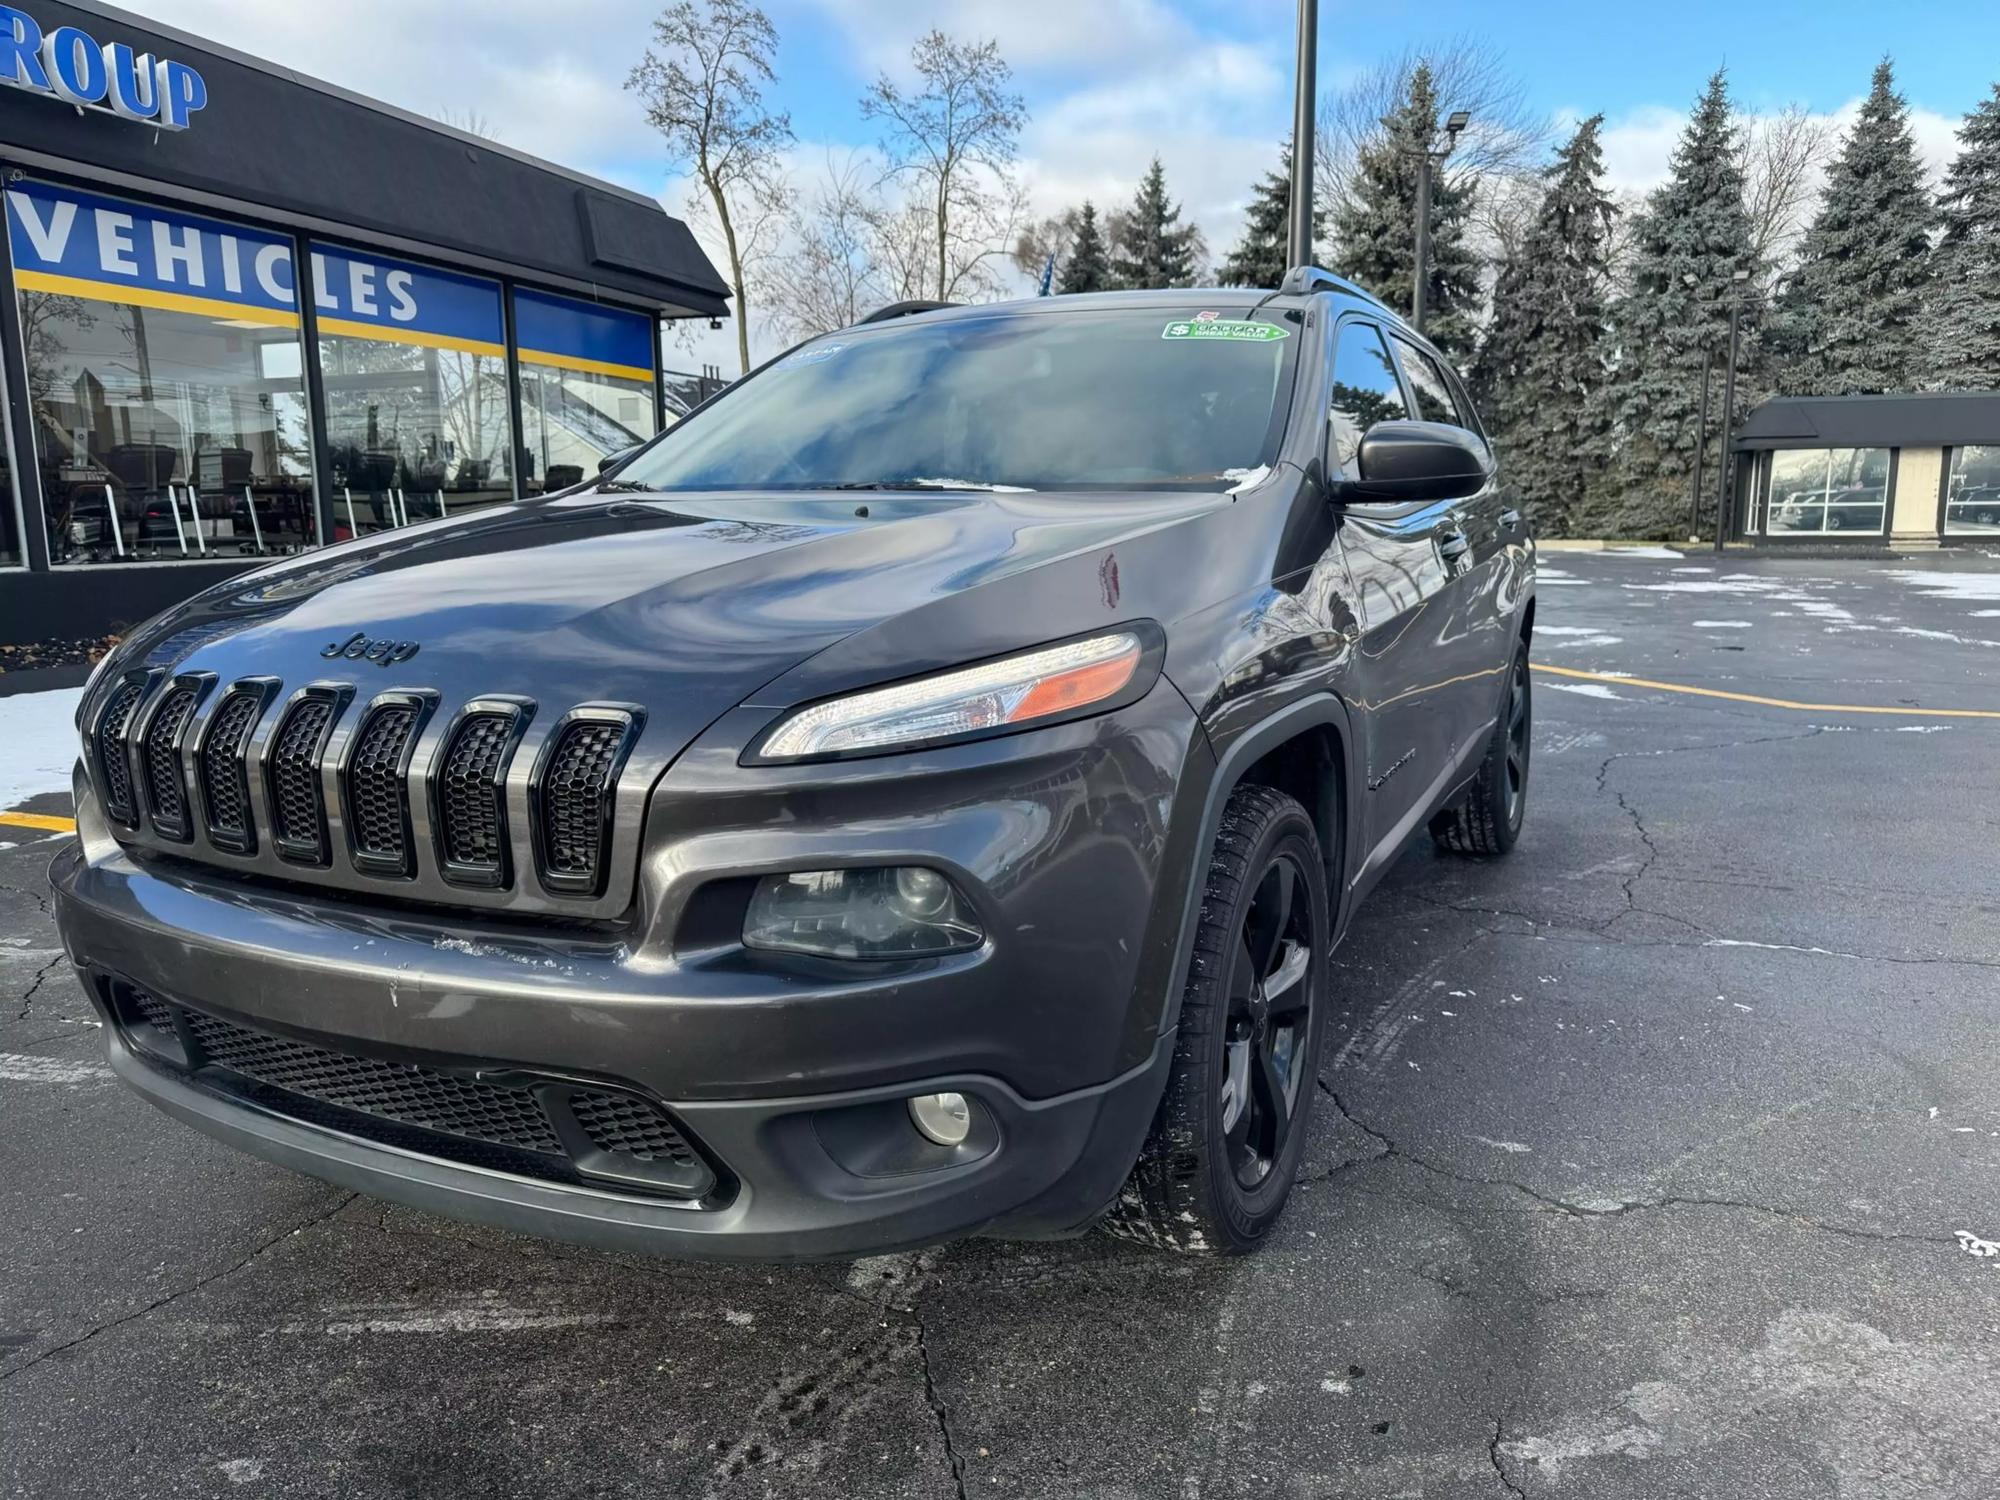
1684;272;1713;542
1714;267;1752;553
1286;0;1318;268
1411;109;1470;334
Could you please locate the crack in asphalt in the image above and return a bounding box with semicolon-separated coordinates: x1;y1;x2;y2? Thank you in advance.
1490;1417;1527;1497
912;1312;969;1500
0;877;55;921
1311;1081;1962;1250
14;953;68;1020
0;1192;359;1386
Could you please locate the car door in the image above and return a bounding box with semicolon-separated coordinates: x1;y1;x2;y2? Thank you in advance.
1324;318;1463;877
1386;332;1515;767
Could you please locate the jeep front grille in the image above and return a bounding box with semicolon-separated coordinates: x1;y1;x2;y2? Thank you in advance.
200;689;266;852
141;686;201;840
109;983;717;1200
86;677;639;903
269;695;337;864
345;701;423;875
94;679;147;825
537;718;631;895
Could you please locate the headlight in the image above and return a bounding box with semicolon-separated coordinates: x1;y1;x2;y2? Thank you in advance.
755;629;1149;762
743;867;982;958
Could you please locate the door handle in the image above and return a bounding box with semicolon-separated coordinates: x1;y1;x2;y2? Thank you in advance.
1500;509;1523;530
1436;528;1470;563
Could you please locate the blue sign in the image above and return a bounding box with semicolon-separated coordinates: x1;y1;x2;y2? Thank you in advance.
514;287;654;384
7;180;297;324
0;6;207;129
311;242;504;358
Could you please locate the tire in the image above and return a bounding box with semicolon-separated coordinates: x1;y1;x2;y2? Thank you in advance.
1430;639;1531;857
1104;784;1331;1254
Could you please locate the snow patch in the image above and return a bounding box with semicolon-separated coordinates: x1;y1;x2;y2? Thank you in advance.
1888;570;2000;603
217;1460;264;1485
1475;1136;1533;1154
723;1309;756;1327
0;687;85;810
1545;682;1622;700
1692;619;1752;628
1955;1230;1999;1259
1895;725;1950;734
0;1054;110;1085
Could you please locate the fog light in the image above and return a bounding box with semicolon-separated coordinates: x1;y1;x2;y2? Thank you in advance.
743;867;981;959
909;1091;972;1146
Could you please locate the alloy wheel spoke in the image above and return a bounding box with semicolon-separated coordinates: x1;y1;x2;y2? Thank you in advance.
1250;1039;1291;1157
1263;940;1312;1020
1248;860;1294;979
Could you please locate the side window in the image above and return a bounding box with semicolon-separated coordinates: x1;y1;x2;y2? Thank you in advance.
1390;335;1462;427
1329;323;1408;475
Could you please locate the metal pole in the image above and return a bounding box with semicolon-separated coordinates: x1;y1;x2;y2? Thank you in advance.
243;484;264;554
1286;0;1319;269
1413;152;1432;332
1714;299;1742;553
435;488;447;517
164;483;188;556
102;484;125;559
344;486;358;540
1688;351;1712;540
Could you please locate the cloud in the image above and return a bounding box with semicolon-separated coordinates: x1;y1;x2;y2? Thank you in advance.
799;0;1207;75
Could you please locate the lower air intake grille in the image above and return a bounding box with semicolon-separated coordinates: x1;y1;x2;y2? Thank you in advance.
109;984;716;1199
539;720;626;894
439;711;514;883
200;690;264;851
143;687;200;839
270;696;335;863
347;703;418;873
95;680;146;824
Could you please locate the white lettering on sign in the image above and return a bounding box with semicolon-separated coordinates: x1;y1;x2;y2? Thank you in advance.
9;190;72;262
386;269;417;323
252;242;293;305
217;233;243;294
95;210;137;276
152;218;204;287
349;259;377;317
0;6;207;129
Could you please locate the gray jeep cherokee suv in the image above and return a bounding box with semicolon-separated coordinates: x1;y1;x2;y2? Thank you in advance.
51;271;1535;1259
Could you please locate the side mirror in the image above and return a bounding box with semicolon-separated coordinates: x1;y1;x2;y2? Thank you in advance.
1347;420;1490;504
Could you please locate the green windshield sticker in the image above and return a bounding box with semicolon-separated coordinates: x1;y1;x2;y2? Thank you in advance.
1161;319;1290;343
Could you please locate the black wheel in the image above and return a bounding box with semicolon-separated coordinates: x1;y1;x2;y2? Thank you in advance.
1104;784;1330;1254
1431;639;1531;857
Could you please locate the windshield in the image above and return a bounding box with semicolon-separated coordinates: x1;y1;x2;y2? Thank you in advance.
615;306;1301;493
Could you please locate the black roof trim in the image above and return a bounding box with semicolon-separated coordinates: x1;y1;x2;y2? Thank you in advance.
1734;392;2000;451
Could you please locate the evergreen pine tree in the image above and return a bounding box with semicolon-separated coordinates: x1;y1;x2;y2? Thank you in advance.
1330;62;1481;360
1771;60;1933;395
1471;115;1617;538
1218;144;1324;287
1590;69;1761;539
1058;202;1111;294
1920;83;2000;389
1110;158;1203;289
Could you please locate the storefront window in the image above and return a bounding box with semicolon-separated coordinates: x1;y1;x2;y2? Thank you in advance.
0;353;20;568
7;180;316;565
513;288;657;491
312;244;513;536
1759;447;1889;535
1944;445;2000;535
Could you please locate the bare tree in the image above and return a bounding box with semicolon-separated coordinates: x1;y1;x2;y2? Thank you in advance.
627;0;793;375
1738;104;1837;277
769;156;890;339
1315;37;1549;221
862;32;1028;302
1010;207;1082;288
433;108;499;141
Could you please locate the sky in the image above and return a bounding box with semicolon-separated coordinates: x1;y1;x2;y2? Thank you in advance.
128;0;2000;369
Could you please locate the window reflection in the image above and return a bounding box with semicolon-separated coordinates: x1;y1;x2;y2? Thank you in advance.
1945;445;2000;535
1760;447;1888;535
1329;324;1409;474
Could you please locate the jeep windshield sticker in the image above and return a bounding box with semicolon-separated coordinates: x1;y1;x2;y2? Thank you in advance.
1161;319;1290;343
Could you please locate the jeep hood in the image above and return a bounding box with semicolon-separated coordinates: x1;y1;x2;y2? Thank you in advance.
112;487;1229;759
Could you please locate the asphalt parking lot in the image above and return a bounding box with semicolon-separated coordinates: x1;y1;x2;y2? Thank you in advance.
5;548;2000;1500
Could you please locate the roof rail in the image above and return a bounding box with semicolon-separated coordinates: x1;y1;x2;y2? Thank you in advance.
857;299;959;325
1277;266;1391;311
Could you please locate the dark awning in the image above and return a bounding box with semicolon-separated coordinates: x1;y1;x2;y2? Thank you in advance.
0;0;729;319
1733;392;2000;451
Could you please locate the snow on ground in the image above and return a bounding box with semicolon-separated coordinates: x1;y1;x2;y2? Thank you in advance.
0;688;83;810
1887;571;2000;604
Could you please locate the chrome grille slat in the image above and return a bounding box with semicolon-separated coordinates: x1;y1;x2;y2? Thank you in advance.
142;686;200;840
268;696;337;864
200;690;265;852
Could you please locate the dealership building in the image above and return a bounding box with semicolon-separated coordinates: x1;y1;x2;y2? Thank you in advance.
0;0;728;655
1727;392;2000;548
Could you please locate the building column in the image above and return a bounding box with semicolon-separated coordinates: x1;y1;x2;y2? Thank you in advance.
1890;447;1943;551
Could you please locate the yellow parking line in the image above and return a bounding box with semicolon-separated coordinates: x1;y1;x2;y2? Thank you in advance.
0;811;76;833
1533;663;2000;720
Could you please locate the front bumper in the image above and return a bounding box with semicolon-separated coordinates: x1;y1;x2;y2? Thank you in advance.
51;687;1209;1258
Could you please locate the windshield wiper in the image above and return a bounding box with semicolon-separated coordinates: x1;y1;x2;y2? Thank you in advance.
818;478;1035;493
593;479;657;493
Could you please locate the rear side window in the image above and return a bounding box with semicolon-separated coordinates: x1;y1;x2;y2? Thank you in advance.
1329;323;1408;474
1390;335;1463;427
